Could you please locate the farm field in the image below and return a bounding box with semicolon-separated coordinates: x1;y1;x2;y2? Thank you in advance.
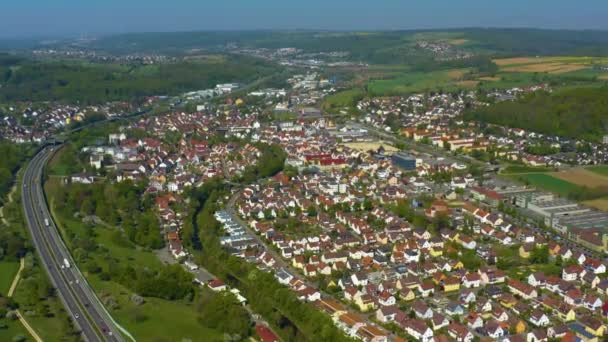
550;168;608;188
352;55;608;99
583;198;608;211
455;80;479;87
494;56;608;66
508;173;580;196
493;56;608;74
367;69;471;95
504;63;587;74
448;38;468;45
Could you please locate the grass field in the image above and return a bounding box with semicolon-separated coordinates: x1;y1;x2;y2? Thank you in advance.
550;168;608;188
87;278;225;342
0;261;19;295
46;146;79;176
455;80;480;87
509;173;580;196
448;38;468;45
322;89;365;111
583;198;608;211
500;164;553;174
493;56;608;75
447;69;467;79
367;69;470;95
586;165;608;177
272;111;298;120
503;63;587;74
478;76;501;81
494;56;608;66
0;319;28;342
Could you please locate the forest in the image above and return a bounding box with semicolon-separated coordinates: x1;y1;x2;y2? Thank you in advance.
0;141;33;204
53;178;164;250
0;54;275;104
464;86;608;142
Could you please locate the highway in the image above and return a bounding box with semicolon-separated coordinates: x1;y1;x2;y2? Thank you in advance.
22;146;124;342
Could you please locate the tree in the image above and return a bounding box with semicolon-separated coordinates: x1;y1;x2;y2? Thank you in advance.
555;255;563;267
412;215;427;228
306;205;318;217
363;199;373;211
530;245;549;264
430;213;450;233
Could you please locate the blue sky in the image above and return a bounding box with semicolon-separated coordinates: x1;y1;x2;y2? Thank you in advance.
2;0;607;38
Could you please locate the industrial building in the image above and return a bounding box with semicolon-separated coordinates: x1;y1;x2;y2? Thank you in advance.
391;151;417;170
514;192;608;237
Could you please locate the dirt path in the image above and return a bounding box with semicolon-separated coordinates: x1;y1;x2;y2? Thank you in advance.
0;184;17;225
15;310;43;342
7;258;24;297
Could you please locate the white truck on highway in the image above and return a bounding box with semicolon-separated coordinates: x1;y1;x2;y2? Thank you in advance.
44;218;50;227
62;258;71;269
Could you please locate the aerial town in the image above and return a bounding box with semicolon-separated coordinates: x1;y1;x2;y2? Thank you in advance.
7;72;604;342
3;19;608;342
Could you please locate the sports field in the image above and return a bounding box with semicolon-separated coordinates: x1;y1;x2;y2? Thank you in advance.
342;142;399;154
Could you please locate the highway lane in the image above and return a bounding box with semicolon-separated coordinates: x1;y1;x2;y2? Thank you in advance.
22;148;100;342
33;155;123;341
23;146;124;341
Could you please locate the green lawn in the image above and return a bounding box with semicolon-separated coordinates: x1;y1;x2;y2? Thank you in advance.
0;319;28;342
509;173;580;196
322;89;365;111
586;165;608;177
500;164;553;174
272;111;298;121
508;263;562;281
0;261;19;295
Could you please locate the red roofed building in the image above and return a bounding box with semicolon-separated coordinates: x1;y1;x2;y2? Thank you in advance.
256;324;279;342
